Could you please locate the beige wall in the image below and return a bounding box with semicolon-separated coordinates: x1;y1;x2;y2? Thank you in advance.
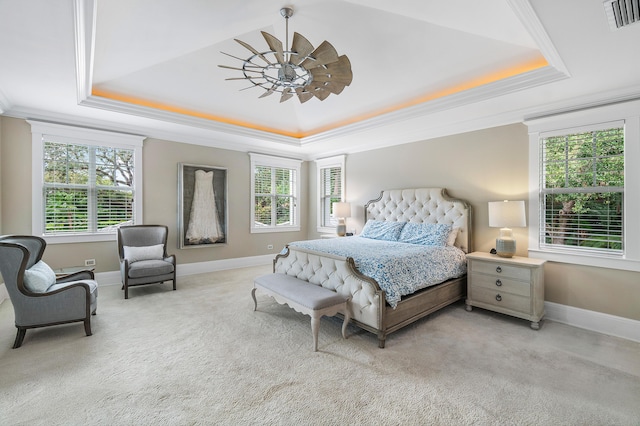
1;116;638;321
309;123;639;321
0;117;307;273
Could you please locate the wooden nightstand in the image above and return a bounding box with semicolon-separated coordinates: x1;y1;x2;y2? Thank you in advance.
465;252;546;329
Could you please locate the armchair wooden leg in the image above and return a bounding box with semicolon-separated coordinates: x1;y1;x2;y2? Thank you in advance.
173;278;176;291
13;328;26;349
84;319;92;336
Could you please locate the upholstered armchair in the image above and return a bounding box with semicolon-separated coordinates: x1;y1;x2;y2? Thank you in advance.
0;235;98;349
117;225;176;299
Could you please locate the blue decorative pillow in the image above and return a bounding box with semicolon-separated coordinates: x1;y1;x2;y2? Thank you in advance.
398;222;453;246
360;220;405;241
23;260;57;293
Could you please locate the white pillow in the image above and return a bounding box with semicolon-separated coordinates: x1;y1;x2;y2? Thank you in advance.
447;227;460;246
123;244;164;263
23;260;57;293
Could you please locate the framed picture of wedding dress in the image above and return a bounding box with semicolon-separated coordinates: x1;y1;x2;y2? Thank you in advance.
178;163;228;248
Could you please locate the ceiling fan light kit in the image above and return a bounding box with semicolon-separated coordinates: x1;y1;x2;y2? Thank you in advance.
219;7;353;103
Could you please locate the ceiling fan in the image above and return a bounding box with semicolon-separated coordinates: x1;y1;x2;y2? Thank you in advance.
219;7;353;104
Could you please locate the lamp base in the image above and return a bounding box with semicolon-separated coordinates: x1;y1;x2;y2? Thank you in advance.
336;219;346;237
495;238;516;258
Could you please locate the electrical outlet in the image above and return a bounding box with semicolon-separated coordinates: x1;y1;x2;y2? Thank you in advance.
267;244;274;250
85;259;96;267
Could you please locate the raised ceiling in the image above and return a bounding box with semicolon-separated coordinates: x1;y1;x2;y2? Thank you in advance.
1;1;640;158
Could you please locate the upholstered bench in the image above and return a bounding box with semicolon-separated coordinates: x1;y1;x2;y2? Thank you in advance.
252;274;351;352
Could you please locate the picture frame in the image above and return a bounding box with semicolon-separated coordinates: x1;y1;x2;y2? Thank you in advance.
178;163;228;248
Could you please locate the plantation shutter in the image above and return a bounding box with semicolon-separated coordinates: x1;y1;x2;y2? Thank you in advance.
320;166;342;227
43;140;134;235
540;122;624;254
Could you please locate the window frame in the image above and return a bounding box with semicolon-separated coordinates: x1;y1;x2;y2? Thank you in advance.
249;153;302;234
29;120;144;244
315;155;345;234
526;100;640;272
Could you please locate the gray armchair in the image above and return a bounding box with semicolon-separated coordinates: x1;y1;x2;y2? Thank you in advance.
117;225;176;299
0;235;98;349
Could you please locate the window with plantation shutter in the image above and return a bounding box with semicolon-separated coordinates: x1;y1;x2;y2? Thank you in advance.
315;155;345;233
250;153;301;233
30;121;143;243
540;124;624;254
527;99;640;272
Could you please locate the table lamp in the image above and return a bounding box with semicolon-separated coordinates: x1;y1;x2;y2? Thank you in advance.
488;200;526;258
333;202;351;236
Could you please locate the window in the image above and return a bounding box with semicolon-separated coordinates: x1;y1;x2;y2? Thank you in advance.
315;155;345;233
250;153;301;233
29;121;143;243
540;124;624;254
526;100;640;271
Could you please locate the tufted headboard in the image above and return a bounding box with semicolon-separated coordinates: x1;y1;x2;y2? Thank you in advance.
364;188;473;253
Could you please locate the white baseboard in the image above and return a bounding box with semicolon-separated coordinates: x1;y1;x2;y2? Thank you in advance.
95;254;274;286
545;301;640;343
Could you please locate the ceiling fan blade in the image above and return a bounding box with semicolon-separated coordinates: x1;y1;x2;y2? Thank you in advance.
220;51;262;67
218;65;262;73
307;81;345;96
308;86;332;101
259;86;276;98
224;77;264;82
295;87;314;103
301;41;339;70
325;55;353;85
280;88;293;103
234;39;272;65
290;32;314;65
261;31;285;64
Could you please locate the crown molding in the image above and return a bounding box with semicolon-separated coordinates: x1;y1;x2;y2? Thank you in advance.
72;0;571;147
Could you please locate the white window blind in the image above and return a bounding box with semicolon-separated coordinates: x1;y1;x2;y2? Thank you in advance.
320;166;342;227
43;141;135;235
540;123;624;255
315;155;345;233
250;153;301;233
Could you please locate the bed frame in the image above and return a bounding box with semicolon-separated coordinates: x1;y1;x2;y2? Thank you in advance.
275;188;473;348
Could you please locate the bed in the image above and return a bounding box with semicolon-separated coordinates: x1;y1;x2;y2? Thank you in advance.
273;188;473;348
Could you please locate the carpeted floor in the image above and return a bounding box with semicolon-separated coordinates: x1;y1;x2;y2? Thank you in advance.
1;265;639;425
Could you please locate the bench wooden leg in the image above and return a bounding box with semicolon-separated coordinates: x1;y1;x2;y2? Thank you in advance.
341;307;350;339
310;316;320;352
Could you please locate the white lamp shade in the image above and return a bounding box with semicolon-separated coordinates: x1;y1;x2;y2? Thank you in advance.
488;200;526;228
333;202;352;218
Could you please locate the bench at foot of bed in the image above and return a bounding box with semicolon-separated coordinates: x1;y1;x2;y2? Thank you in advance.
252;273;351;352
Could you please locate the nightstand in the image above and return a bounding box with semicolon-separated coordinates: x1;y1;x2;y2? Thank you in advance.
465;252;546;329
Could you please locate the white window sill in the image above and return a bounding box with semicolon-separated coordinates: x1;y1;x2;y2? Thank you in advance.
42;233;117;244
528;249;640;272
251;226;301;234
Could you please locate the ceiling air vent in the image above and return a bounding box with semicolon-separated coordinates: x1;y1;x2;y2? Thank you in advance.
604;0;640;30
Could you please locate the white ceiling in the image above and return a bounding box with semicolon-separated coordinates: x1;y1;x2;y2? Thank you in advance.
1;0;640;159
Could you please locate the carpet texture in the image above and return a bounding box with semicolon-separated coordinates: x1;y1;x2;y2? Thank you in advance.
1;265;639;425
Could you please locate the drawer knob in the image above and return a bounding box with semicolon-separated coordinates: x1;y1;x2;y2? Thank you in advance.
495;294;502;302
496;266;502;273
496;279;502;287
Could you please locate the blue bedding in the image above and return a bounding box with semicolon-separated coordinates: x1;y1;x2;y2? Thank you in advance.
287;237;467;309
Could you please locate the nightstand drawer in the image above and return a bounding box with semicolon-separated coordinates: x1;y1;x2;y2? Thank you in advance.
470;273;530;297
471;287;531;313
471;261;531;281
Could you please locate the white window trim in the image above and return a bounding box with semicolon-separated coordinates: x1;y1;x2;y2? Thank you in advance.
315;155;345;234
525;100;640;272
249;153;302;234
29;120;144;244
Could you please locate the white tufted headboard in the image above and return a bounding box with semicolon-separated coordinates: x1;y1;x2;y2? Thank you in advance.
364;188;473;253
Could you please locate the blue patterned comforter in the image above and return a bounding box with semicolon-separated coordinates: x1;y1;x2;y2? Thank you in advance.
287;237;467;308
